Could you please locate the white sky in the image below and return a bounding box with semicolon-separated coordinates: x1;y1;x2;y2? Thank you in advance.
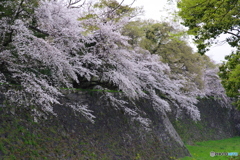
121;0;233;63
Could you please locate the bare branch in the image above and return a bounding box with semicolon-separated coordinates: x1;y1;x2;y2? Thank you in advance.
105;0;125;16
223;30;240;38
68;0;86;8
28;25;49;36
129;0;136;6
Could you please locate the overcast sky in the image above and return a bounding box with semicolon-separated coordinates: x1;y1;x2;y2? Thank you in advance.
121;0;233;63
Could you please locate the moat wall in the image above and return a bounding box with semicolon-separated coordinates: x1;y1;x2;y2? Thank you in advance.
0;92;239;159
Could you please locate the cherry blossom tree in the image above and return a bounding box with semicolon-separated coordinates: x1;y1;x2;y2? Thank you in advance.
203;67;231;107
77;0;201;124
0;0;94;119
0;0;229;127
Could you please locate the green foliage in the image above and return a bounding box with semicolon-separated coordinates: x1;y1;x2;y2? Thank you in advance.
80;0;142;36
219;50;240;108
140;22;175;54
94;0;135;13
177;0;240;108
121;21;146;46
93;0;141;21
123;19;222;92
177;0;240;54
135;20;218;90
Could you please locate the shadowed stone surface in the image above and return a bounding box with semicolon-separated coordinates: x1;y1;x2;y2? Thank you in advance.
0;92;239;159
169;98;239;144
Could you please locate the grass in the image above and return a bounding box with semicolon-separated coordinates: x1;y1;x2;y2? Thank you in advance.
179;137;240;160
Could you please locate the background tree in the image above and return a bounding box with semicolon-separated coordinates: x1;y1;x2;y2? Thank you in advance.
93;0;140;20
177;0;240;54
121;20;146;46
219;50;240;108
136;21;205;91
122;19;229;101
141;22;175;54
177;0;240;108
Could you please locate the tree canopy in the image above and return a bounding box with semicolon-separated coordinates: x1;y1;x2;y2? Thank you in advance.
177;0;240;54
0;0;231;126
177;0;240;108
219;50;240;108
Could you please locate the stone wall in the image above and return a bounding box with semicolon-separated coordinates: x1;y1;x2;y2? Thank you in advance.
169;98;240;145
0;91;239;159
52;91;190;159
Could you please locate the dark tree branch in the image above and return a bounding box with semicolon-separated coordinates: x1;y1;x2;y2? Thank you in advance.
28;25;49;36
129;0;136;6
68;0;86;8
106;0;125;13
223;30;240;38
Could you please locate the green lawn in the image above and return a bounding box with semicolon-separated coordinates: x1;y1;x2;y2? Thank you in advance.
179;137;240;160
